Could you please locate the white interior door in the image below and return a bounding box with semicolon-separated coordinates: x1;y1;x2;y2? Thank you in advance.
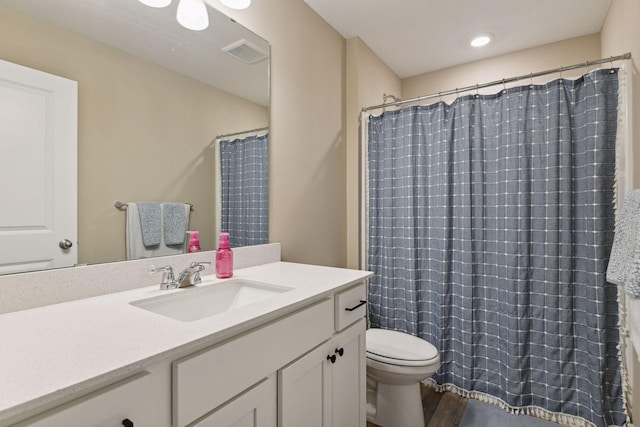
0;59;77;274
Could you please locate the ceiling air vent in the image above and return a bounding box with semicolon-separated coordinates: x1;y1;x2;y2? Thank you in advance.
222;39;267;64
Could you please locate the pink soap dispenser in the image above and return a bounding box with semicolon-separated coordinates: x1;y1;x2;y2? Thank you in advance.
216;232;233;278
187;231;201;253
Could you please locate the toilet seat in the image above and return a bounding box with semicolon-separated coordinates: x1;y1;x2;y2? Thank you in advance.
366;328;439;367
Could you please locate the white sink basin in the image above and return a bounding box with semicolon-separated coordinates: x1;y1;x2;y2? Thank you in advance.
130;279;293;322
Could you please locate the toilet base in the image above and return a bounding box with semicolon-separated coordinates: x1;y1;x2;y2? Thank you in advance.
367;381;424;427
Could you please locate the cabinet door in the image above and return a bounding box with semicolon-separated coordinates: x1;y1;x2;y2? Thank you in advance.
193;376;276;427
332;319;366;427
174;299;333;427
278;340;333;427
15;372;151;427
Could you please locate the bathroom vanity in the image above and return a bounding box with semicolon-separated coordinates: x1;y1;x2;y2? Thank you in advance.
0;260;371;426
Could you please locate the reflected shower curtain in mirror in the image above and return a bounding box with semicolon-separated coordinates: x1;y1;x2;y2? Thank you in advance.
367;69;625;427
219;133;269;247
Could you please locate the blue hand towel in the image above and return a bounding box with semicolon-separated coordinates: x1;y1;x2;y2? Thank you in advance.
163;203;190;246
607;189;640;297
136;202;161;247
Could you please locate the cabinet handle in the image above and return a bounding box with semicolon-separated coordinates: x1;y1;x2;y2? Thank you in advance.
345;300;366;312
122;419;134;427
335;347;344;357
327;354;337;364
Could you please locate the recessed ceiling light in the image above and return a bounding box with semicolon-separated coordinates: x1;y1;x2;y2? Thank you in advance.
470;35;491;47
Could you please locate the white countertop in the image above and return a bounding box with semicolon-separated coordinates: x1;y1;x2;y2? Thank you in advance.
0;261;371;424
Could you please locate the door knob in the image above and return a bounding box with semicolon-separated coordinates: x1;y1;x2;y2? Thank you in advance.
59;239;73;249
327;354;337;364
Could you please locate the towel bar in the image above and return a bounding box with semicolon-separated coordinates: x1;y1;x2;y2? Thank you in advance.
114;201;193;210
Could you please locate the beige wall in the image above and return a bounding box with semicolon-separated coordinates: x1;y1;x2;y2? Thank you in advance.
345;37;401;268
601;0;640;421
209;0;347;267
0;7;267;265
403;33;601;101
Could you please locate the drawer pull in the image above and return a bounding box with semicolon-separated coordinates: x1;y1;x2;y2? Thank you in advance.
327;354;337;364
335;347;344;357
345;300;366;312
122;419;134;427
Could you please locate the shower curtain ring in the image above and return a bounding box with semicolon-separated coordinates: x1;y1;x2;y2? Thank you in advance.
502;78;506;92
584;60;589;74
475;84;479;98
610;56;616;74
529;72;534;89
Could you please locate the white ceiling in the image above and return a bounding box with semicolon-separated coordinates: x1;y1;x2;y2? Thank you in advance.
304;0;613;79
0;0;269;106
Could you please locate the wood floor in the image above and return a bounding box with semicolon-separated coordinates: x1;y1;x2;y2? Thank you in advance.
367;384;468;427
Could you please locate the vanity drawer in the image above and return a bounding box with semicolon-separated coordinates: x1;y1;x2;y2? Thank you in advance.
173;298;333;427
335;282;367;331
15;372;152;427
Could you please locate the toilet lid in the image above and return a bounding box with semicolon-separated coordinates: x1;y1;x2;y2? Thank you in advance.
366;329;438;364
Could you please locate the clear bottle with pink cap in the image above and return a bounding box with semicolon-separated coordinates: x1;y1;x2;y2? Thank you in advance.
215;232;233;278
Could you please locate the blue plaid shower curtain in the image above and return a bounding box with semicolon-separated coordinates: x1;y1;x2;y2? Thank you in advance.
219;133;269;247
367;70;625;427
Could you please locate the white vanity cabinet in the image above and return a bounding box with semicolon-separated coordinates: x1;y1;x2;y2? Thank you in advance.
14;372;152;427
4;275;369;427
279;283;367;427
172;298;334;427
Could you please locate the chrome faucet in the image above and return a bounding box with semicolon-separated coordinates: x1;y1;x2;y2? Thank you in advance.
149;265;179;290
177;261;211;288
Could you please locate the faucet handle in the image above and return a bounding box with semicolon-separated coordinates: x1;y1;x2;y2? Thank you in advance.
149;265;179;290
190;261;212;269
189;261;211;285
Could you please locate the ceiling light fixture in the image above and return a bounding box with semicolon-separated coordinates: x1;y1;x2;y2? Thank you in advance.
219;0;251;10
138;0;172;7
176;0;209;31
470;35;491;47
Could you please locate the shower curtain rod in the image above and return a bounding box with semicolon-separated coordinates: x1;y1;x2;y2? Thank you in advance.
215;126;269;140
362;52;631;112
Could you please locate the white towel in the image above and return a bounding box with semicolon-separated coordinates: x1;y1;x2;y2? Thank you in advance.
607;189;640;298
126;202;188;260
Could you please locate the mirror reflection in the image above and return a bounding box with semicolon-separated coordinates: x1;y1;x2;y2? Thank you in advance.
0;0;269;274
215;129;269;248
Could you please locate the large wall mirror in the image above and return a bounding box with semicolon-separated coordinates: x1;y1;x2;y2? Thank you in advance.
0;0;269;275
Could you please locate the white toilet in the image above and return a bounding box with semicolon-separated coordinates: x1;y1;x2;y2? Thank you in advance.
366;328;440;427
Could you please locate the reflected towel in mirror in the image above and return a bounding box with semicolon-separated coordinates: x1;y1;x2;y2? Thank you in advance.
136;202;161;247
126;202;190;260
163;203;190;246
